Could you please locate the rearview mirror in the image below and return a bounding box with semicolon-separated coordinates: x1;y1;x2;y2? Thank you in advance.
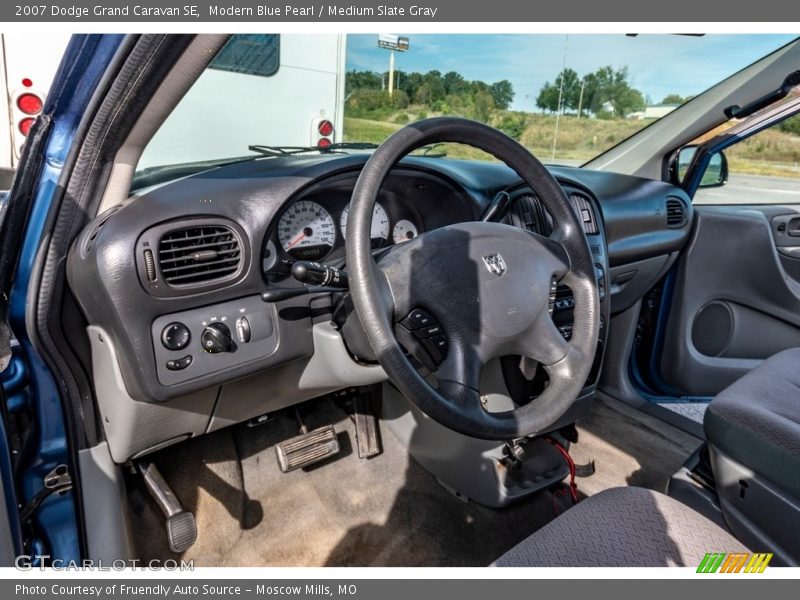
676;146;728;188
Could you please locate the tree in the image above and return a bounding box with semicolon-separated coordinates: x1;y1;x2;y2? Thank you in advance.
490;80;515;110
344;67;515;121
443;71;467;95
414;71;445;104
661;93;686;105
497;112;527;140
581;66;645;117
398;71;424;100
345;70;382;95
536;82;560;112
553;68;581;112
472;90;495;123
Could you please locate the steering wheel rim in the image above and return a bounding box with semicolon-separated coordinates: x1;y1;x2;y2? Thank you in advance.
346;117;599;440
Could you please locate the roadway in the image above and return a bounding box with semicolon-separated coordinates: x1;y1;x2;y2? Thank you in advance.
694;173;799;205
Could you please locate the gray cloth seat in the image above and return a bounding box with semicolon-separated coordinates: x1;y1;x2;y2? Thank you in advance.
704;347;800;499
494;487;746;567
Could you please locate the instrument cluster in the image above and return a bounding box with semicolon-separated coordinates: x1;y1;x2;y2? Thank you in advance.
262;197;421;277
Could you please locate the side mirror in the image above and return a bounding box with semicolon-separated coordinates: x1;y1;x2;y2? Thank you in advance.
676;146;728;188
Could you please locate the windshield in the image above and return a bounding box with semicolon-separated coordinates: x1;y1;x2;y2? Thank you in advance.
137;33;796;173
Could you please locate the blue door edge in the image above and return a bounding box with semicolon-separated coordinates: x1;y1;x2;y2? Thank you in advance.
1;34;124;565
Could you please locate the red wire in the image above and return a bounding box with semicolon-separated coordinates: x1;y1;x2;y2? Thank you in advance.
547;438;579;504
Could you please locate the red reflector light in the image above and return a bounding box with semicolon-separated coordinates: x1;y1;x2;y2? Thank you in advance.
22;78;33;88
19;117;36;136
317;120;334;137
17;93;43;115
317;137;332;149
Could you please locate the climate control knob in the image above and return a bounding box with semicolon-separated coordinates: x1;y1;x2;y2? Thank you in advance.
201;322;235;353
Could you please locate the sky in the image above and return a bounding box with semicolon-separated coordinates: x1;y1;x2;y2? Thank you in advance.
345;34;798;112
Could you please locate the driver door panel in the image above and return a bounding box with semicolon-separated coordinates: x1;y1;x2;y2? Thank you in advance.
660;205;800;396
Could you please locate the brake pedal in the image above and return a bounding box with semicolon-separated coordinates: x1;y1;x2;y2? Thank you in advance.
276;424;340;472
353;390;382;459
138;462;197;553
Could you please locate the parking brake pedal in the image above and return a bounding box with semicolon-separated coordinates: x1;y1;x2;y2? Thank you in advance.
138;462;197;554
276;425;340;472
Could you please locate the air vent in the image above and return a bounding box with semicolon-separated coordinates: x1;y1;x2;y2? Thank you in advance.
666;197;687;228
158;225;242;286
569;193;599;235
510;194;552;236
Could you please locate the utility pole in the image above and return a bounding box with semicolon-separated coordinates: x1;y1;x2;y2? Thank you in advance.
577;77;586;119
388;49;395;97
552;34;569;161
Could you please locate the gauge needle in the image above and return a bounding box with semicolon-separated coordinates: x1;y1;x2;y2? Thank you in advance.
286;232;306;249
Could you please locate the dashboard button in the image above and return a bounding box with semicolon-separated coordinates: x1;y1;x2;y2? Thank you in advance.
161;322;191;351
236;316;252;344
166;355;193;371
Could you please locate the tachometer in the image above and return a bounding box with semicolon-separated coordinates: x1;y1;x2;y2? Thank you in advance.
278;200;337;261
340;202;390;246
392;219;419;244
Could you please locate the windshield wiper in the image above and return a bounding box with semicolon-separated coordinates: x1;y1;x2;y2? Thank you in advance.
248;142;448;158
248;142;379;157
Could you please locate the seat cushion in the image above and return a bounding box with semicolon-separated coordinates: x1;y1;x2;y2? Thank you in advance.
494;487;746;567
704;348;800;499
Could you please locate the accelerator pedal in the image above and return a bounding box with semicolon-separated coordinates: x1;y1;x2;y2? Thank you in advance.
276;425;340;472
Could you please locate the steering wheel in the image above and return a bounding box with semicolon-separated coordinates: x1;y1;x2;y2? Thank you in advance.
345;117;599;440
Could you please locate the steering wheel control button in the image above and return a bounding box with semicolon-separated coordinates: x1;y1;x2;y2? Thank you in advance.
161;322;191;351
397;309;448;370
422;335;448;364
548;278;558;314
165;355;193;371
201;322;236;353
235;316;252;344
413;323;443;339
401;308;434;330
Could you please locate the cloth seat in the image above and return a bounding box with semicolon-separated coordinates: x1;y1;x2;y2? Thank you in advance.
704;347;800;499
494;487;746;567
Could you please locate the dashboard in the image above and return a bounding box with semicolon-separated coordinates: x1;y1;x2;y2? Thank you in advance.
66;152;693;460
261;168;475;281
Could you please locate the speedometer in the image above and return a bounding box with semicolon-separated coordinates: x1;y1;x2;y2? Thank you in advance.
278;200;337;261
340;202;390;246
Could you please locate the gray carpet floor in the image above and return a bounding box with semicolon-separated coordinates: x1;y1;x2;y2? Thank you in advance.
128;392;702;566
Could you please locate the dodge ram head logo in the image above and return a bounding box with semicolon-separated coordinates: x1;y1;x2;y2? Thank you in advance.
482;254;507;277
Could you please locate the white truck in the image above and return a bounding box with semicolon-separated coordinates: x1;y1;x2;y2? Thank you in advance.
1;33;72;187
138;34;348;170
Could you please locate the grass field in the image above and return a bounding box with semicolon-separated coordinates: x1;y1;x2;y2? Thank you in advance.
345;111;800;178
344;113;650;163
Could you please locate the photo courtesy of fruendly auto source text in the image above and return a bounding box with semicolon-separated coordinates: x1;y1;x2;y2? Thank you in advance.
0;0;799;595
